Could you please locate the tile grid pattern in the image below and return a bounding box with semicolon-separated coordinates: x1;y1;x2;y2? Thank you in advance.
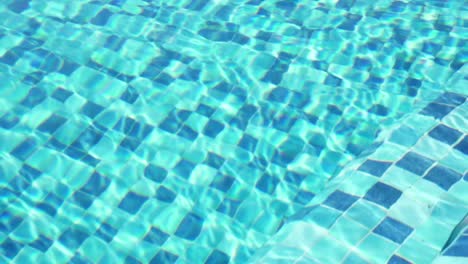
252;69;468;263
0;0;466;263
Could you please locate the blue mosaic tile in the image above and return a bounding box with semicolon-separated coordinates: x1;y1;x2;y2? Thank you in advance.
388;255;412;264
20;88;46;108
358;159;392;177
0;113;20;129
443;235;468;257
144;164;167;183
175;213;203;240
420;103;454;119
118;192;148;214
150;250;178;264
173;160;195;179
1;238;23;259
96;223;118;243
203;120;224;138
210;174;235;192
205;250;229;264
373;217;413;244
256;174;279;194
454;136;468;155
11;138;37;161
37;114;67;134
144;227;169;245
428;124;462;145
217;198;241;217
424;165;462;190
59;228;89;249
29;235;53;252
434;92;466;106
324;190;358;211
396;152;434;176
364;182;402;209
155;186;176;203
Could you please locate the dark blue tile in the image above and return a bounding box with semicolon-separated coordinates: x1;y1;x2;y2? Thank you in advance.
23;71;45;85
129;123;153;139
114;117;136;134
159;115;182;133
144;164;167;183
388;255;412;264
1;238;22;259
364;182;402;208
52;88;73;102
11;138;36;160
276;1;296;11
37;114;67;134
70;253;92;264
82;154;100;167
205;250;229;264
196;104;215;117
205;152;224;169
358;159;392;177
217;198;241;217
90;9;113;26
120;137;141;151
96;223;117;242
59;60;79;75
156;186;176;203
424;166;462;190
154;72;174;85
65;146;86;159
8;0;29;13
120;86;139;104
324;190;358;211
210;174;235;192
177;125;198;140
368;104;388;116
20;88;46;108
238;134;257;152
150;250;178;264
203;120;224;138
428;124;462;145
29;235;52;252
181;67;200;80
9;176;30;194
390;1;406;12
72;127;103;151
125;256;142;264
294;190;315;205
0;112;20;129
80;172;110;196
406;77;421;88
444;236;468;257
175;213;203;240
454;136;468;155
173;160;195;179
276;136;304;164
336;0;354;9
256;174;279;194
19;164;41;181
144;227;168;245
0;212;23;233
118;192;147;214
272;114;297;132
396;152;434;176
284;171;305;186
324;74;342;86
199;29;234;42
104;35;124;51
81;101;104;118
72;191;94;209
422;42;442;54
327;105;343;115
420;103;454;119
0;50;21;65
59;228;88;249
373;217;413;244
353;57;372;70
434;92;466;106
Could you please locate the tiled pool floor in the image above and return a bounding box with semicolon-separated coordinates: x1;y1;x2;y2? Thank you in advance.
0;0;467;263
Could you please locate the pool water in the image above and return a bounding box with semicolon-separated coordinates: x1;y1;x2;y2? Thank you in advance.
0;0;466;263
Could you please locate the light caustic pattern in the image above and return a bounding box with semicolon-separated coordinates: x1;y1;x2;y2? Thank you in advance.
0;0;466;263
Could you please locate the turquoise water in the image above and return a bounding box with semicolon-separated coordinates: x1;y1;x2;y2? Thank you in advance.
0;0;466;263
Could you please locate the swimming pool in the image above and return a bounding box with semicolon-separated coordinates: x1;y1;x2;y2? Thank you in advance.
0;0;466;263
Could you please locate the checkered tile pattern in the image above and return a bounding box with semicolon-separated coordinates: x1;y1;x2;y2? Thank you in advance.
0;0;466;263
252;72;468;263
